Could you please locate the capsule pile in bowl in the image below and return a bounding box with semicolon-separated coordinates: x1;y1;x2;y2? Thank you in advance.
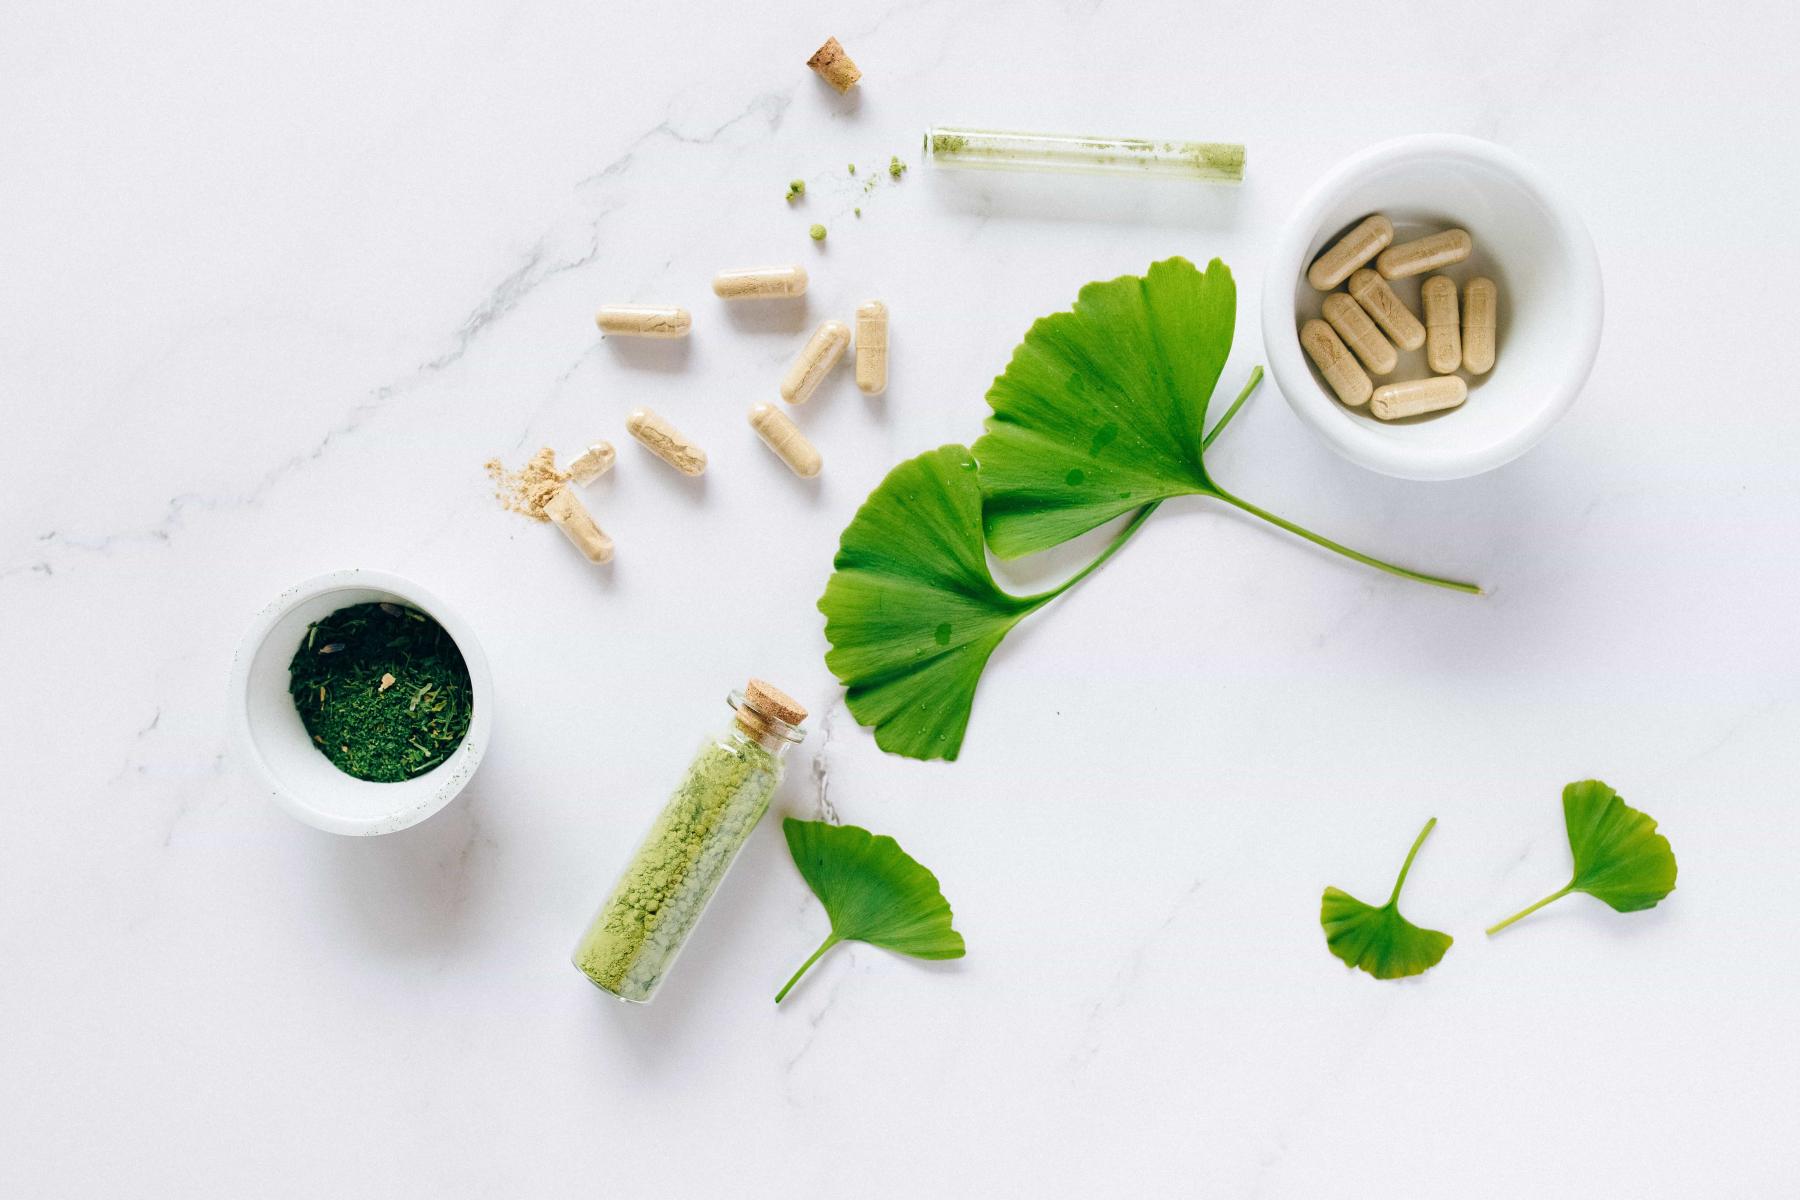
1300;214;1499;421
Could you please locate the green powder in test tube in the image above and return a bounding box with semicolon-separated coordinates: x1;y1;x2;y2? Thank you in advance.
922;125;1244;182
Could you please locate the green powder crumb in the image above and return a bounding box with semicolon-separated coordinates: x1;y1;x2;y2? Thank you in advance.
785;178;805;203
854;207;861;218
847;163;856;175
809;223;827;241
889;155;907;178
930;133;968;155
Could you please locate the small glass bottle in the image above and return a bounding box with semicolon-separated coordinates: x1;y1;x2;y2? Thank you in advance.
573;679;807;1003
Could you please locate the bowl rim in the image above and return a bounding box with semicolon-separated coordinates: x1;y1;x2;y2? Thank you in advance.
1261;133;1603;480
227;568;494;835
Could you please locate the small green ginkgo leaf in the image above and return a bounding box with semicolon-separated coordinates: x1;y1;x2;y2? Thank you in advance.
776;819;965;1003
1487;780;1677;935
1321;817;1454;980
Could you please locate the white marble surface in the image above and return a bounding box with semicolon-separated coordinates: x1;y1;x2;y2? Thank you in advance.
4;2;1799;1195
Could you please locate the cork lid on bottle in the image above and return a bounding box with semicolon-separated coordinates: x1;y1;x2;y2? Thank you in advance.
743;678;807;726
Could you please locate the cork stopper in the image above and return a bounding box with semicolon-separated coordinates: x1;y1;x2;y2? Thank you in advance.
806;37;861;93
744;678;807;726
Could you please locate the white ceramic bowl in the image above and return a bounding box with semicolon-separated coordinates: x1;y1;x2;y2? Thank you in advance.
1262;135;1602;480
228;569;493;835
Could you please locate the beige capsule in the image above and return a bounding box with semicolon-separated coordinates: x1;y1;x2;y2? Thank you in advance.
748;403;822;477
543;487;613;564
855;300;888;395
1370;376;1468;421
1306;214;1394;291
711;265;808;300
780;319;851;404
1376;229;1473;280
1322;292;1397;376
565;441;616;486
1348;268;1426;352
1462;277;1498;375
1300;319;1373;408
625;408;706;475
594;305;691;338
1421;276;1463;374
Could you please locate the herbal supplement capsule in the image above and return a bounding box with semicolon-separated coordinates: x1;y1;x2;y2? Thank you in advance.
1306;214;1394;291
544;487;613;564
595;305;691;338
625;408;707;476
855;300;888;395
1462;277;1498;375
748;403;822;478
1376;228;1473;280
1421;275;1463;375
1349;268;1426;352
566;441;616;486
572;679;808;1003
1370;376;1468;421
711;265;808;300
1321;292;1397;376
1300;319;1373;408
780;319;851;405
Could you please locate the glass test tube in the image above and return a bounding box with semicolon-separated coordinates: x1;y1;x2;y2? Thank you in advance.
922;126;1244;182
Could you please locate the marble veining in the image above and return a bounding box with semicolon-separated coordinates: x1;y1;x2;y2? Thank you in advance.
3;3;1798;1197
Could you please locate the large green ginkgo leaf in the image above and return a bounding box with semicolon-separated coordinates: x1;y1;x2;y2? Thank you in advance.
1488;780;1678;934
976;256;1235;558
971;256;1476;593
1321;818;1454;981
818;443;1151;761
776;819;965;1003
817;445;1040;761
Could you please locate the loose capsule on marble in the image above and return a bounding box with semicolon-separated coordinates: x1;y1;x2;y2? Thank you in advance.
625;407;707;476
1370;376;1468;421
1348;268;1426;352
1322;292;1397;376
1462;277;1498;375
855;301;888;395
1421;276;1463;375
1306;214;1394;291
1301;319;1373;408
544;487;614;564
565;441;616;486
711;265;809;300
748;403;822;477
594;305;691;338
1376;229;1473;280
780;319;851;404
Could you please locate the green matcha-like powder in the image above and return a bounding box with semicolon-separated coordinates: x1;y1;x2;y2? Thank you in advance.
573;731;781;1001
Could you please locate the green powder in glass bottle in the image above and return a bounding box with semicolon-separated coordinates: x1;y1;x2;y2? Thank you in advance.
573;679;808;1003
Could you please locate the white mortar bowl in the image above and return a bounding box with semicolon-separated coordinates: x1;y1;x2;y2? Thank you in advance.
228;569;493;835
1262;135;1602;480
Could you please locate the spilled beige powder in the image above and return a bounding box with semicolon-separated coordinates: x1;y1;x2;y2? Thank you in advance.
485;448;568;522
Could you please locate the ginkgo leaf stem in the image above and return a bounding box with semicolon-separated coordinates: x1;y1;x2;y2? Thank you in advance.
774;932;842;1003
1486;886;1575;936
1388;817;1438;906
1209;486;1483;595
1025;501;1162;605
1201;365;1265;450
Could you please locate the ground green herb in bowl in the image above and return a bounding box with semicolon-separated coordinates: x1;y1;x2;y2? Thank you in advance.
287;602;473;782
